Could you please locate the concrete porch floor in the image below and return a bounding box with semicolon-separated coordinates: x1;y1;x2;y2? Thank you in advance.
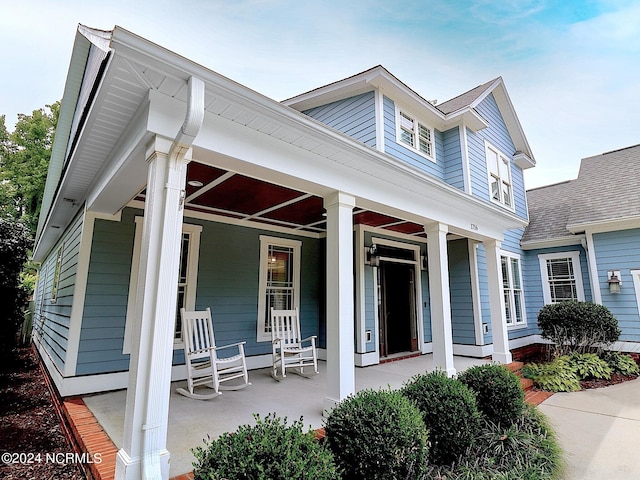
83;354;490;478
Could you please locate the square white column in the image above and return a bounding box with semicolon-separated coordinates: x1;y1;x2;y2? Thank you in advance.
115;138;189;480
484;239;512;364
425;222;456;376
323;191;356;414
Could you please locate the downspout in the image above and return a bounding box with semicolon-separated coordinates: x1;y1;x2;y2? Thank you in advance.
141;75;205;480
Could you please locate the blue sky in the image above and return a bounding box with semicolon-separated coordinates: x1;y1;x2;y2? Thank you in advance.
1;0;638;188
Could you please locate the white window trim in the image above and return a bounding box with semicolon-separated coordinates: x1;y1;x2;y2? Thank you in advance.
257;235;302;342
538;251;585;305
123;218;202;354
631;270;640;317
501;251;527;329
484;141;514;211
395;105;436;163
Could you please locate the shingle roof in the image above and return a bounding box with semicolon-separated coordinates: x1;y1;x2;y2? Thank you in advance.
521;180;576;243
567;144;640;228
436;78;499;114
524;144;640;244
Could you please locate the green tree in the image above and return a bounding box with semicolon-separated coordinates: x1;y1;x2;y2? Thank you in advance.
0;218;31;363
0;102;59;234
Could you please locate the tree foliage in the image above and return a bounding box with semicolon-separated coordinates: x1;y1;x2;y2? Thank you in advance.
0;218;31;361
0;102;59;235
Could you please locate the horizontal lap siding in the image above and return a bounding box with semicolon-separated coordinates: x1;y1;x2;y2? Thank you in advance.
195;222;322;356
76;210;136;375
475;244;493;344
521;245;592;339
383;96;445;180
467;94;528;220
33;211;84;373
443;127;465;191
449;239;475;345
364;265;376;352
593;229;640;342
303;92;376;148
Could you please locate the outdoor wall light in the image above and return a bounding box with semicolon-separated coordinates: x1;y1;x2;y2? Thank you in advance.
367;244;380;267
607;270;622;294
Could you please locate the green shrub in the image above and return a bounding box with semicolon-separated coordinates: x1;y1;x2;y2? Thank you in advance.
458;364;525;427
192;413;339;480
402;370;481;466
523;358;581;392
563;352;611;380
537;301;621;355
602;352;640;376
324;388;427;480
434;404;563;479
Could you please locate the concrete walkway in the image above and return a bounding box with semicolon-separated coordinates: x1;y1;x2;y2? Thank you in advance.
538;378;640;480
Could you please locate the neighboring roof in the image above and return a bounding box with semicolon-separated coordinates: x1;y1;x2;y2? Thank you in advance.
523;143;640;247
567;144;640;231
521;180;576;245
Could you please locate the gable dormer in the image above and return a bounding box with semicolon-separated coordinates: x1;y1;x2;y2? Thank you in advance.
283;66;534;217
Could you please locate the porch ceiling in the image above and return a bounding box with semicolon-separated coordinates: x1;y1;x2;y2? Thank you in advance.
137;160;428;237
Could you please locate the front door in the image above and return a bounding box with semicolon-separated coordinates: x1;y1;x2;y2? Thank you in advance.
379;261;418;356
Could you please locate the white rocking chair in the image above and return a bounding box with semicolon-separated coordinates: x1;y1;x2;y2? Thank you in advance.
177;308;250;400
270;307;318;380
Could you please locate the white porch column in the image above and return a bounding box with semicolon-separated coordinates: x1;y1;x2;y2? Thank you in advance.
323;191;356;414
425;222;456;376
115;138;189;480
484;239;513;364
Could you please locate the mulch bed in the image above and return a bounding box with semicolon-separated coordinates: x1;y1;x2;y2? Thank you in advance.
580;373;638;390
0;346;85;480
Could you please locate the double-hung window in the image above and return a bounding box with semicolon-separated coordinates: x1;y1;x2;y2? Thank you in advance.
397;109;435;160
485;143;513;209
123;218;202;354
501;253;526;326
257;236;301;342
538;252;585;304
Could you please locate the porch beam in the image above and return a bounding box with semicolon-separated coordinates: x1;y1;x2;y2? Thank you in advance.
323;191;356;413
425;222;456;376
484;239;513;364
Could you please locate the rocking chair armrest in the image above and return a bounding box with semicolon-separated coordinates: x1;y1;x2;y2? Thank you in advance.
300;335;317;344
214;341;247;352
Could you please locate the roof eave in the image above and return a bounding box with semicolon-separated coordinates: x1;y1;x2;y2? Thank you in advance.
520;235;584;251
34;26;111;260
567;215;640;235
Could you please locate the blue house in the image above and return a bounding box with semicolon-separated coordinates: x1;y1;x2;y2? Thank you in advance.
32;24;635;480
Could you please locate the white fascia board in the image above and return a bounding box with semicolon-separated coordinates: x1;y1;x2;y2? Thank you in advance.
35;31;95;259
194;105;526;239
520;235;584;250
567;216;640;234
470;79;536;167
282;67;382;111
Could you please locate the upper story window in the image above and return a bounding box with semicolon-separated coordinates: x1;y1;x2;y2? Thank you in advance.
485;142;513;209
396;108;435;161
538;252;585;304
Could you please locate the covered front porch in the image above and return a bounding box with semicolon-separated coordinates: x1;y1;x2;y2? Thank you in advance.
81;355;490;479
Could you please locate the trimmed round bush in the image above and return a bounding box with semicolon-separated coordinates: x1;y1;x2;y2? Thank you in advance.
402;370;481;466
458;364;524;427
192;413;339;480
538;301;621;353
324;388;428;480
